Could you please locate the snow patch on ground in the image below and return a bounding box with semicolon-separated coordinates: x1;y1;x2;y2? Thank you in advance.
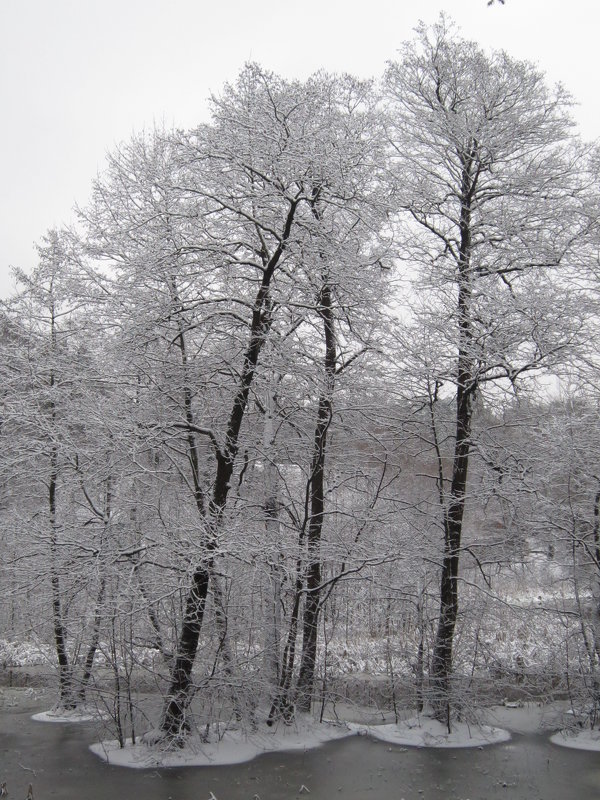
349;715;510;748
550;728;600;751
90;717;353;768
32;706;106;723
482;701;565;734
89;710;513;767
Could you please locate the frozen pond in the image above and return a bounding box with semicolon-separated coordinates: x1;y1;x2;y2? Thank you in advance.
2;698;600;799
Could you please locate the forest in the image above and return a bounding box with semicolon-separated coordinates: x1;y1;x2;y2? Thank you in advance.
1;17;600;751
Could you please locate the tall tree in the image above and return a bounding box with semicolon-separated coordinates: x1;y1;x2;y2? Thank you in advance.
0;229;114;709
80;66;387;738
385;16;588;721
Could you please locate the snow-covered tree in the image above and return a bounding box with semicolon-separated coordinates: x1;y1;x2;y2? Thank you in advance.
385;16;589;722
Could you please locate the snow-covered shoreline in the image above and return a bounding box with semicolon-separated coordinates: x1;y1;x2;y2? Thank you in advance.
32;706;108;723
85;707;515;769
12;686;600;767
348;717;510;749
550;729;600;752
89;717;354;768
84;701;600;766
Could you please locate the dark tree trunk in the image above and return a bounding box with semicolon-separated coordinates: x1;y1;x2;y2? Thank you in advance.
262;388;283;693
267;525;307;725
160;564;211;739
429;378;472;720
296;280;336;713
78;573;107;703
160;200;298;738
48;309;75;710
430;152;477;723
50;449;75;708
78;478;111;703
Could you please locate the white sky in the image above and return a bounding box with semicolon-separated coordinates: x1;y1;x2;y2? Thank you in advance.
0;0;597;298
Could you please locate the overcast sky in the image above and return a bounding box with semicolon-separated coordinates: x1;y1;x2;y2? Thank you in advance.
0;0;596;298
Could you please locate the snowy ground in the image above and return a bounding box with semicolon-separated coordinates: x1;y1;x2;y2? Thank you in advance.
550;728;600;751
88;707;514;769
89;716;353;768
89;716;510;769
32;705;107;723
349;715;510;748
85;700;600;766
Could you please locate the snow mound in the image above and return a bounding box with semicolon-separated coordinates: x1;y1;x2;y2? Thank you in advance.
90;717;353;768
349;715;510;748
32;706;106;723
550;729;600;751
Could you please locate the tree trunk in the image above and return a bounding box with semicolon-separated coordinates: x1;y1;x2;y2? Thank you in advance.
49;454;75;709
430;155;476;723
48;309;75;710
160;564;211;739
267;525;306;725
78;573;107;703
262;386;283;691
160;200;298;738
296;280;336;713
78;477;111;703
